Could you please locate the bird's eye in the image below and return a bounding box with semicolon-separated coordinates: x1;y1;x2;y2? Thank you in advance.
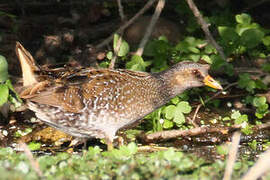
192;69;202;78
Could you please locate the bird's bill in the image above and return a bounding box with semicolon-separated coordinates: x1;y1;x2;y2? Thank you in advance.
203;75;223;90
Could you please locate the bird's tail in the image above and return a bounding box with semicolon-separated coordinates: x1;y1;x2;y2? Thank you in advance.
15;42;40;86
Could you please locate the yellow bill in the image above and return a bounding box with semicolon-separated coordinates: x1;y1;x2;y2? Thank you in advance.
203;75;223;90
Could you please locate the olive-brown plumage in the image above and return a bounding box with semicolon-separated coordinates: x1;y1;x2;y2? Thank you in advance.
16;42;222;149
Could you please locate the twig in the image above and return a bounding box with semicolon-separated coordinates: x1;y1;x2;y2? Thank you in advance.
185;0;226;61
241;148;270;180
110;35;123;69
144;119;270;143
255;121;270;130
109;0;125;69
19;142;43;177
96;0;158;49
117;0;125;21
223;131;241;180
135;0;165;56
192;82;238;123
144;125;241;143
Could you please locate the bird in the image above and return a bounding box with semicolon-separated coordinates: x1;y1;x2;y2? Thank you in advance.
15;42;222;150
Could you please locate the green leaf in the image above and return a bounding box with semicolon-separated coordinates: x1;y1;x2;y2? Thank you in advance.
231;111;241;120
0;55;8;83
255;112;264;119
28;142;41;151
253;96;266;107
218;26;239;43
126;55;150;71
262;36;270;46
258;104;268;113
170;96;180;105
216;145;229;155
163;105;176;120
163;119;174;129
238;73;256;93
204;44;215;54
177;101;192;114
240;29;264;49
235;114;248;124
106;51;113;60
235;13;251;24
113;34;130;57
201;55;212;64
173;111;185;125
248;140;257;151
0;84;9;106
187;47;200;54
188;54;200;62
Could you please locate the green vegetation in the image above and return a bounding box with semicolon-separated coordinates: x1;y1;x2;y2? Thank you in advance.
1;1;270;179
0;56;21;107
0;143;256;179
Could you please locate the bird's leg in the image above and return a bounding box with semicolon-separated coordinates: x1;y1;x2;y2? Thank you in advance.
117;136;124;147
105;138;114;151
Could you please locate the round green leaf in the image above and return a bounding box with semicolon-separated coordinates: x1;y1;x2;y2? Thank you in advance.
0;84;9;106
106;51;113;60
231;111;241;120
218;26;239;43
163;119;174;129
253;96;266;107
235;114;248;124
170;96;180;105
126;55;147;71
176;101;192;114
173;111;185;125
235;13;251;24
240;29;264;49
263;36;270;46
163;105;176;120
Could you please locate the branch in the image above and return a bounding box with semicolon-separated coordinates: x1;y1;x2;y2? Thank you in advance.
185;0;227;61
96;0;158;49
135;0;165;56
223;131;241;180
144;125;241;143
241;148;270;180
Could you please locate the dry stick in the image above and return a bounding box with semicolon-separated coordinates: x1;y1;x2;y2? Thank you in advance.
145;125;241;142
109;0;125;69
135;0;165;56
185;0;226;61
223;131;241;180
110;35;123;69
241;148;270;180
145;120;270;142
19;142;43;177
117;0;125;21
192;82;238;123
96;0;157;49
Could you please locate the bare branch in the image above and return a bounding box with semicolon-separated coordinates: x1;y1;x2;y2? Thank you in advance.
241;148;270;180
19;142;43;177
135;0;165;56
96;0;158;49
110;35;123;69
223;131;241;180
117;0;125;21
185;0;226;61
144;125;241;143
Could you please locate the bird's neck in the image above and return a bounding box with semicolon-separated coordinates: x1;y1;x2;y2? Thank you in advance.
152;70;189;101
